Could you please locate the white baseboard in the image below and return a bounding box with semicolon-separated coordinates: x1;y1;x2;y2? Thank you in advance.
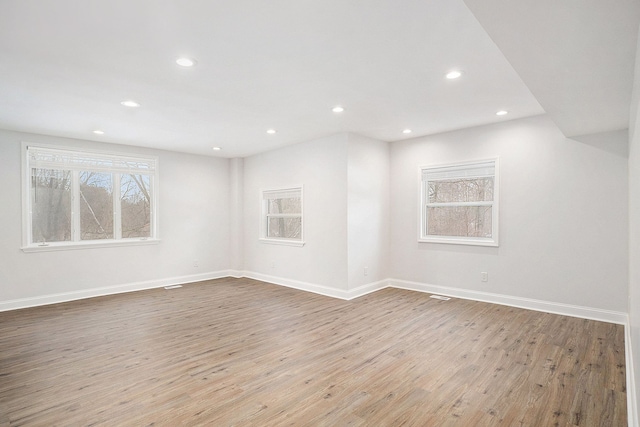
230;274;627;324
240;271;343;299
389;278;628;325
4;272;626;325
346;279;390;300
627;323;639;427
240;270;389;300
0;270;231;312
227;269;244;279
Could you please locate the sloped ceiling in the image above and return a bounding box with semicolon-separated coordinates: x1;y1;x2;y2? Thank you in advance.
464;0;640;138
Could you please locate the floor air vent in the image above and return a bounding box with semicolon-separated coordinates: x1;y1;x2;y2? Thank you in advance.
430;295;450;301
164;285;183;290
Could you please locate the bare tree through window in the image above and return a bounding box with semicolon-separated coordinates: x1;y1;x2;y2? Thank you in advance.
427;178;493;237
421;159;498;245
267;197;301;239
25;146;156;248
262;188;303;242
32;169;71;242
79;171;113;240
121;174;151;238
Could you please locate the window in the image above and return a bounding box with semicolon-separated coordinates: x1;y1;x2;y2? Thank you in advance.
420;159;498;246
23;144;158;251
260;187;304;246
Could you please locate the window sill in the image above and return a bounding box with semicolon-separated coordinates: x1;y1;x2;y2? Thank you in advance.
22;238;160;253
259;238;305;247
418;236;498;247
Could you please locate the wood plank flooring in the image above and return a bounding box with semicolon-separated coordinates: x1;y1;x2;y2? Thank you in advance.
0;278;627;426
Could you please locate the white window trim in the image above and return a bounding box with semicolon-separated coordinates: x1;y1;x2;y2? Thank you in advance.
260;186;305;247
418;158;499;247
21;142;160;252
21;238;160;253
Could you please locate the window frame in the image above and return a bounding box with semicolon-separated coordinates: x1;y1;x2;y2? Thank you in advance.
21;142;159;252
419;158;499;247
259;186;304;247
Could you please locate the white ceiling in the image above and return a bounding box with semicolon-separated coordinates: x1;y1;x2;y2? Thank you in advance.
0;1;637;158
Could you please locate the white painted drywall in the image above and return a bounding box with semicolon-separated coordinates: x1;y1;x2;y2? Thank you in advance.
628;25;640;426
347;133;390;289
389;115;628;312
242;134;349;290
229;158;244;272
0;130;230;303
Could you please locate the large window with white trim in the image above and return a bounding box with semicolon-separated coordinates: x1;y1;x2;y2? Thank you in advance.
260;187;304;246
420;159;498;246
23;144;158;251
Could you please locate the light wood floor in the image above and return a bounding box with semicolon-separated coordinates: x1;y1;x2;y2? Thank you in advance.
0;278;627;426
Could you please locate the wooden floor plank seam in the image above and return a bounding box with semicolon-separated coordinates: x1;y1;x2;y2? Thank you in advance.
0;277;627;426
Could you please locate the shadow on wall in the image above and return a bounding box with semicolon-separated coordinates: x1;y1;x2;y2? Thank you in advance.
570;129;629;158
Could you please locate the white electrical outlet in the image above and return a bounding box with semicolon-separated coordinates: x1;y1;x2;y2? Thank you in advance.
364;266;368;276
193;259;199;268
481;272;488;282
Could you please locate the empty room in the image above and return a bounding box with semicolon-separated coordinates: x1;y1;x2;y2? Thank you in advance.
1;1;639;426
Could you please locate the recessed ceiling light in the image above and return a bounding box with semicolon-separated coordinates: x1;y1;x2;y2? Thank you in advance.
332;106;344;113
176;57;197;67
121;100;140;108
266;129;277;134
92;130;105;135
496;110;508;116
402;129;412;134
446;70;462;79
212;147;221;151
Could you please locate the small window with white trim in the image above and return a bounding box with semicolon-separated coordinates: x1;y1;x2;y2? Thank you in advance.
260;187;304;246
22;144;158;251
420;159;498;246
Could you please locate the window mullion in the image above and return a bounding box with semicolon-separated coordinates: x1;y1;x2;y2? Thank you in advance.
27;168;34;244
71;170;81;242
113;173;122;240
150;175;155;239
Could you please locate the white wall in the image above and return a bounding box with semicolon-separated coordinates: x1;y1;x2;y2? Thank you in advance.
242;134;349;291
229;158;244;272
347;133;390;289
627;25;640;426
0;130;230;306
242;132;390;294
2;120;629;313
389;115;629;312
